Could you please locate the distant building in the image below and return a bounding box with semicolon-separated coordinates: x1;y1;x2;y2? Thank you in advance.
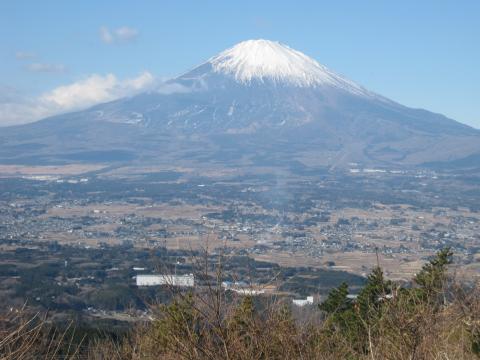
136;274;194;287
292;296;314;306
222;281;247;289
222;281;265;295
231;288;265;295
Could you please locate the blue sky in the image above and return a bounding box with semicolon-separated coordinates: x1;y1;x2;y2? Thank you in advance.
1;0;479;127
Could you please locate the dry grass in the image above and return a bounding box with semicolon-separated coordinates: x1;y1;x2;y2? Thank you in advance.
85;249;480;360
0;307;83;360
84;283;480;359
2;249;479;360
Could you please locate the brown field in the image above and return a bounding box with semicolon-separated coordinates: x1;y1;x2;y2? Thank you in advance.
253;250;432;281
43;203;223;220
21;197;480;281
0;164;107;176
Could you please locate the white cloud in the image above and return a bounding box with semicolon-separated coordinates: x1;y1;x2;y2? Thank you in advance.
99;26;139;44
0;72;156;126
15;51;36;60
26;62;66;73
40;74;118;109
156;81;192;94
0;101;49;127
123;71;155;91
115;27;139;41
15;52;65;74
99;26;114;44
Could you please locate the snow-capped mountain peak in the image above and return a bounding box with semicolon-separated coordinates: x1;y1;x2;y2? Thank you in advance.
205;39;369;95
1;39;478;169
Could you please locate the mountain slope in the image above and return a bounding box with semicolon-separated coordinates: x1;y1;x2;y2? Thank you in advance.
0;39;479;169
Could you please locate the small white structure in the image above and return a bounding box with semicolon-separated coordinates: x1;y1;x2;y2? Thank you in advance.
231;288;265;295
136;274;194;287
222;281;265;295
222;281;247;289
292;296;314;307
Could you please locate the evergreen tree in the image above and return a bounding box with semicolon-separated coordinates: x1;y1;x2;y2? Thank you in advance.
229;296;256;349
318;282;351;314
152;293;201;356
414;247;453;295
356;266;391;319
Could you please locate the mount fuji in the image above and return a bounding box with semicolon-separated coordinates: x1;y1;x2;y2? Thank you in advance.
1;39;479;169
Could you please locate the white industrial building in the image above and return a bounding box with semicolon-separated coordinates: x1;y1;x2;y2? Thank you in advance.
136;274;195;287
231;288;265;295
292;296;314;307
221;281;265;295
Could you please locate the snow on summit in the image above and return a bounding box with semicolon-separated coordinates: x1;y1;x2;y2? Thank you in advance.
207;39;370;94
